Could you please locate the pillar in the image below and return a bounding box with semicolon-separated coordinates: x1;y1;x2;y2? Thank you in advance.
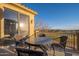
29;15;35;43
0;4;4;39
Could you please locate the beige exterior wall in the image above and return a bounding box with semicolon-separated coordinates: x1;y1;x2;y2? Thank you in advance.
0;3;37;43
29;15;35;43
0;4;4;38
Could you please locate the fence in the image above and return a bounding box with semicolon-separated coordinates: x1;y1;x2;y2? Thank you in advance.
64;33;77;50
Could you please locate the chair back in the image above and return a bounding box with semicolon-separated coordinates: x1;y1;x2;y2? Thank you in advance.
59;36;68;48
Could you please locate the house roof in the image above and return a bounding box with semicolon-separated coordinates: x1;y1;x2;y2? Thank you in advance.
1;3;37;15
14;3;38;15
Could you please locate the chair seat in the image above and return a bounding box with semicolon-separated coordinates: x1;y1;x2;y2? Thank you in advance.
16;48;45;56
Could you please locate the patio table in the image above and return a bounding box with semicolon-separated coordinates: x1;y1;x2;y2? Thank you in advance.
35;37;53;45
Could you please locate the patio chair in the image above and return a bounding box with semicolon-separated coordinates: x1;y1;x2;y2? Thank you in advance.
14;35;48;56
51;36;68;56
38;33;46;37
24;42;48;55
16;48;46;56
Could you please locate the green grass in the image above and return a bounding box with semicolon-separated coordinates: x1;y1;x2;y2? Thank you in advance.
43;31;63;37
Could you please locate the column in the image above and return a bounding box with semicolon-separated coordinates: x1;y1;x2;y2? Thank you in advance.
29;15;35;43
0;4;4;38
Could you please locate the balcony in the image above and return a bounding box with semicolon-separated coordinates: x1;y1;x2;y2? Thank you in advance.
0;31;79;56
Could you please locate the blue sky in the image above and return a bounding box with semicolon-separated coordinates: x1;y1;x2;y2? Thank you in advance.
23;3;79;30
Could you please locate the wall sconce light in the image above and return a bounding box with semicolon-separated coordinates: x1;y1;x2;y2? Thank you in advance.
31;20;33;24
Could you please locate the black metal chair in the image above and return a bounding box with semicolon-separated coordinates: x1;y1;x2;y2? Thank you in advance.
25;42;48;55
15;35;48;56
51;36;68;56
16;48;46;56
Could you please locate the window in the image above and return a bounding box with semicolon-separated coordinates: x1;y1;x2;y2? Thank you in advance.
19;14;29;35
4;8;18;35
4;8;29;36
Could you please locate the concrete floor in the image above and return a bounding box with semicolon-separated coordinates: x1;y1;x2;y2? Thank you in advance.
0;47;16;56
0;46;79;56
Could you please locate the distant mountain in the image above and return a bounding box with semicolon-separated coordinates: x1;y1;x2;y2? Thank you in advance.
51;25;79;30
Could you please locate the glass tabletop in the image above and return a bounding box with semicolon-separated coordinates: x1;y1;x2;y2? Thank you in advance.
35;37;53;45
